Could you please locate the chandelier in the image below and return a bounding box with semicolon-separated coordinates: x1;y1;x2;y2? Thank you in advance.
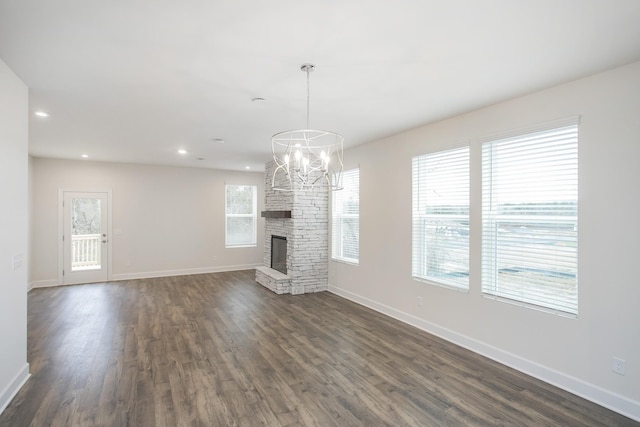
272;64;344;191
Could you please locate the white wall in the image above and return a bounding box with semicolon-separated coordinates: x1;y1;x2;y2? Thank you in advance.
30;159;264;286
0;59;29;413
329;61;640;420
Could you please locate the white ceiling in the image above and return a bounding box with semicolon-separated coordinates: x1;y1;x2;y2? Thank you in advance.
1;0;640;172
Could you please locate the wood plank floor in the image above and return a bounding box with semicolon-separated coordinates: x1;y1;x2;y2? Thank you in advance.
1;270;636;426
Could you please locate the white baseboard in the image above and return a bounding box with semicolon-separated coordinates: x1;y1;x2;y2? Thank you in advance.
0;364;30;416
28;264;261;290
28;279;59;291
109;264;261;282
328;284;640;422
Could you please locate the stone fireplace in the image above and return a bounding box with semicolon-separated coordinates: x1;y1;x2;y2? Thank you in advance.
255;161;328;295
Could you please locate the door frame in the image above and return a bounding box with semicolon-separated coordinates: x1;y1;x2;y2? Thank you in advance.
57;189;113;285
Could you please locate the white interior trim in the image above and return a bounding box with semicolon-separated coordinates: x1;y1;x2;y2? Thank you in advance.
29;265;261;289
476;115;581;144
110;264;262;282
27;279;59;291
0;364;30;416
57;189;113;285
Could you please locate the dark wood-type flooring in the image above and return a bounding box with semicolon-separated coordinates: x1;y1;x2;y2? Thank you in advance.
1;270;637;426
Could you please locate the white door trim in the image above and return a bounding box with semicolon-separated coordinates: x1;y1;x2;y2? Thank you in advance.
57;189;113;285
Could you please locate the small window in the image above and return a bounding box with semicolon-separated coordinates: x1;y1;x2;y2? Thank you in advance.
481;122;578;315
225;185;257;247
412;147;470;290
332;169;359;263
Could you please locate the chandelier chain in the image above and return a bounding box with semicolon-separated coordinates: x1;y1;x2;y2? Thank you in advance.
306;67;310;129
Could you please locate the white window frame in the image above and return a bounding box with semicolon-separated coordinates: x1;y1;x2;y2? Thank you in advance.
225;184;257;248
412;146;470;290
332;168;359;264
481;118;579;316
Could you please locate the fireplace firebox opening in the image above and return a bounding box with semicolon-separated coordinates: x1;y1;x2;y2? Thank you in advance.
271;235;287;274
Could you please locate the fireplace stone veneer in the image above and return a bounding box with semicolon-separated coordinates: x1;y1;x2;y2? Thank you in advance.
255;161;328;295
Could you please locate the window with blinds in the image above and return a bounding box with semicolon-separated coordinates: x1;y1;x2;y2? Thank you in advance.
481;122;578;315
332;168;359;263
412;147;469;290
225;184;257;247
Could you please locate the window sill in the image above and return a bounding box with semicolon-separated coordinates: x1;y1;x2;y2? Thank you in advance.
331;258;359;267
481;292;577;319
412;276;469;293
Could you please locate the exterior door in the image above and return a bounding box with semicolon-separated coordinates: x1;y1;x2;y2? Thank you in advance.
62;191;110;285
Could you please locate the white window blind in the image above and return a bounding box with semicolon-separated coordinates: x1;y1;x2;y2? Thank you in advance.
225;185;257;247
482;123;578;315
332;168;359;263
412;147;469;290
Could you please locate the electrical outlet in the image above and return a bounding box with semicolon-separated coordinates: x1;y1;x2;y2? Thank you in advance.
417;296;424;307
612;357;626;375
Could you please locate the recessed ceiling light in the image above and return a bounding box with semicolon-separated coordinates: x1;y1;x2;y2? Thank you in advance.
245;166;251;170
178;149;187;155
213;138;225;144
34;111;49;118
251;97;267;104
197;157;205;161
81;154;89;158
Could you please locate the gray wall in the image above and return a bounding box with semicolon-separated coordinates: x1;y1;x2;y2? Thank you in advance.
0;58;29;413
30;159;265;286
329;61;640;419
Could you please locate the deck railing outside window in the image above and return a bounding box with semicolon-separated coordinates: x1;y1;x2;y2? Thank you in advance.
71;234;101;270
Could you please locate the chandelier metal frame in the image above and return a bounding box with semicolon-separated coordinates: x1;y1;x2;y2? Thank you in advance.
271;64;344;192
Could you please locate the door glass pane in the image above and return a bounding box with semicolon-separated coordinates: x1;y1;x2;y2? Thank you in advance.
71;197;102;271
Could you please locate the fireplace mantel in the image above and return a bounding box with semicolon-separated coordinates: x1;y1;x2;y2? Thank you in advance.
261;210;292;218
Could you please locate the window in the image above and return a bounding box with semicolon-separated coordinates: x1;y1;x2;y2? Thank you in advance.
225;185;257;247
412;147;469;290
482;121;578;315
332;168;359;263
